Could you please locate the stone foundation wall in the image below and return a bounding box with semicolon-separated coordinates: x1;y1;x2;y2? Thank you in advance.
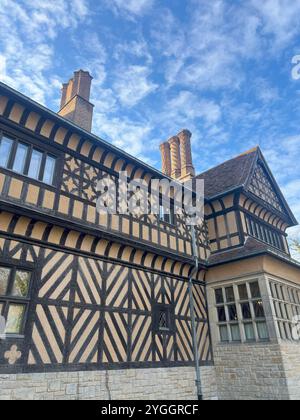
213;343;289;400
0;366;218;401
280;342;300;400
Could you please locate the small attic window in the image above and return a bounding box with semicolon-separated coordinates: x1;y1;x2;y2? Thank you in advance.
153;304;174;333
159;310;169;331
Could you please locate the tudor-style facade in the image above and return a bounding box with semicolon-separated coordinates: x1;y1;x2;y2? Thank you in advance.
198;149;300;400
0;73;299;400
0;81;212;378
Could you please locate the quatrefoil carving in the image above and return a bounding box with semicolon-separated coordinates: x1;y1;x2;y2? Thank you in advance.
4;345;22;365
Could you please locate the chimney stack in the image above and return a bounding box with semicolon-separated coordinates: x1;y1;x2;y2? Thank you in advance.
160;142;172;177
160;130;195;181
58;70;94;132
168;136;181;179
178;129;195;181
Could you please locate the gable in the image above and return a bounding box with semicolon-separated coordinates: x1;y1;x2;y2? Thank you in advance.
248;162;284;213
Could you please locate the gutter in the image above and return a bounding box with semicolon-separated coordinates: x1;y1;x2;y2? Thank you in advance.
188;225;203;400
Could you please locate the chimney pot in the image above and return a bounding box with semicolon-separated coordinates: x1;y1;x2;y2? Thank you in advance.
73;70;93;101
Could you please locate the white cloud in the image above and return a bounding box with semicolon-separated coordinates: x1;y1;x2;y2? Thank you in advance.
74;32;108;87
114;39;153;65
151;1;259;91
264;135;300;182
251;0;300;48
254;78;280;103
151;0;300;92
262;135;300;240
93;111;153;158
0;56;7;78
165;91;222;125
109;0;154;17
0;0;90;103
113;65;158;107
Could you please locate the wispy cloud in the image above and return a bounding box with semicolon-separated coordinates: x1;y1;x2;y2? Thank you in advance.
93;111;153;158
108;0;154;17
0;0;91;103
251;0;300;48
151;0;260;91
113;65;158;107
114;38;153;65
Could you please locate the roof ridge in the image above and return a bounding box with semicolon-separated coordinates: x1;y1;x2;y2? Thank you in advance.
237;146;260;157
239;146;260;188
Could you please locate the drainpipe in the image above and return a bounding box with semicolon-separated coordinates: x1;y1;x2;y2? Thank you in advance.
188;224;203;401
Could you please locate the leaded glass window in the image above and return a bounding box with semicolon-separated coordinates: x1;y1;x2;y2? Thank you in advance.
0;266;31;335
215;281;269;343
0;132;57;185
270;280;300;341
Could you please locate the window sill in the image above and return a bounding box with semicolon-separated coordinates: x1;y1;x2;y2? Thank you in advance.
0;166;56;189
1;334;25;340
159;219;176;229
218;339;270;345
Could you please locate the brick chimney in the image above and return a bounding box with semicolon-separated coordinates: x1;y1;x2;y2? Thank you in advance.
168;136;181;179
58;70;94;132
160;130;195;181
160;142;172;177
178;129;195;181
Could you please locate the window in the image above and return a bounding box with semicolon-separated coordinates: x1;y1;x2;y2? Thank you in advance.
159;202;175;225
270;280;300;341
0;136;13;168
217;306;226;322
253;300;265;318
13;143;29;173
214;281;269;343
43;155;56;184
219;325;229;342
244;323;255;341
153;304;174;333
0;133;57;185
28;149;43;179
245;215;285;253
250;282;261;299
225;287;235;303
241;302;251;320
230;324;241;342
0;266;31;335
228;304;238;321
238;284;248;300
159;310;169;331
215;288;224;304
257;322;269;340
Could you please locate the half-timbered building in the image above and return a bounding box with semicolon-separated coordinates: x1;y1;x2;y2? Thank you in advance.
0;71;299;400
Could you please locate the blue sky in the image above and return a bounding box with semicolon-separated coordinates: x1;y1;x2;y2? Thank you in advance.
0;0;300;241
